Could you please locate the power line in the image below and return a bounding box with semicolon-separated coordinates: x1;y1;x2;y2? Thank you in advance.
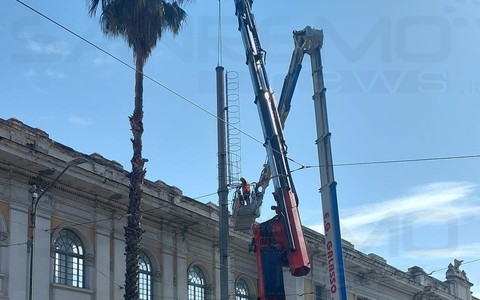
193;152;480;202
333;153;480;167
290;153;480;172
43;214;128;233
428;257;480;275
193;191;219;200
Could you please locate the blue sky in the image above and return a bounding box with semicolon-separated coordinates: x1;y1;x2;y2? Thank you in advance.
2;0;480;296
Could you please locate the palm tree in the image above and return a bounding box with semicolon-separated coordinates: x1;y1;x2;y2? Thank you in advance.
87;1;192;299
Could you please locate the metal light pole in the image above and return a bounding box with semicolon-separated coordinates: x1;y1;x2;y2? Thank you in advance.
216;65;230;299
28;157;87;300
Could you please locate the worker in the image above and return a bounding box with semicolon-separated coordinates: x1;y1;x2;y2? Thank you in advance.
240;177;251;205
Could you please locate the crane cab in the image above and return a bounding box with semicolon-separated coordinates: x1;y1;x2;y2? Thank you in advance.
232;183;262;231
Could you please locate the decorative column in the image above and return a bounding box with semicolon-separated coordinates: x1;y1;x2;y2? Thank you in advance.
34;210;51;300
176;232;188;300
162;232;174;300
95;228;109;299
112;225;126;299
9;206;28;300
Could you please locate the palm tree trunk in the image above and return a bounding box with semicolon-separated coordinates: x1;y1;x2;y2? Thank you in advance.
124;53;146;300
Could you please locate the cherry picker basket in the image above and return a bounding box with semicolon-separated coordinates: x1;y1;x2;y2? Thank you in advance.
231;182;262;231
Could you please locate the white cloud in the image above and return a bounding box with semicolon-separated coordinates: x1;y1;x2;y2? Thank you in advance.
45;68;65;79
307;182;479;248
68;116;91;126
343;182;475;228
92;57;113;66
406;243;480;260
22;67;66;79
26;38;71;56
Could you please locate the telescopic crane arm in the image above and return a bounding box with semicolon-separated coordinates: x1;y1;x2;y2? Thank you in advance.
279;26;349;300
277;32;306;127
234;0;310;299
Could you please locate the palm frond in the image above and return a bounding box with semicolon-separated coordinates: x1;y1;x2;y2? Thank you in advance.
161;2;188;36
173;0;196;6
88;0;194;61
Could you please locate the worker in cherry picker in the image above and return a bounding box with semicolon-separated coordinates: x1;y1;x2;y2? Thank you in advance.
239;177;251;205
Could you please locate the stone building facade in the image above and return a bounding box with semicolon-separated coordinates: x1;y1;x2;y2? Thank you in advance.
0;117;476;300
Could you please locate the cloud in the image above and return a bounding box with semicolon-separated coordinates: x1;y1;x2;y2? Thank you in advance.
22;67;66;79
68;116;91;126
307;182;479;248
406;243;480;260
344;182;474;227
45;68;65;79
92;57;113;66
26;38;71;56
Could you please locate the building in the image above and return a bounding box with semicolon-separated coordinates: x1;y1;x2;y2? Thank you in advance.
0;117;476;300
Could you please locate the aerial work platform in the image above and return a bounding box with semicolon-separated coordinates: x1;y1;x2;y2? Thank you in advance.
231;183;262;231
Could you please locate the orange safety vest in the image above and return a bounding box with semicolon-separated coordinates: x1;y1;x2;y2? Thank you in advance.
241;180;250;194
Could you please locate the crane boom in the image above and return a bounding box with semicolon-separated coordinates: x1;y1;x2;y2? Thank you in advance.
281;26;348;300
277;37;305;128
234;0;310;298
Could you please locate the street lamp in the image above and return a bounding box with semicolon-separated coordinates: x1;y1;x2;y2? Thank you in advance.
28;157;88;300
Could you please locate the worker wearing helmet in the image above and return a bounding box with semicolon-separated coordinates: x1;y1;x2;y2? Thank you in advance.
240;177;251;205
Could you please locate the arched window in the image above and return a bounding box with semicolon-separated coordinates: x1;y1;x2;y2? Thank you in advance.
188;265;206;300
52;228;85;288
139;251;153;300
235;278;250;300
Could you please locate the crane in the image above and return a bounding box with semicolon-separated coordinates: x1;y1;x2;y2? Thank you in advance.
232;0;347;299
278;26;348;300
